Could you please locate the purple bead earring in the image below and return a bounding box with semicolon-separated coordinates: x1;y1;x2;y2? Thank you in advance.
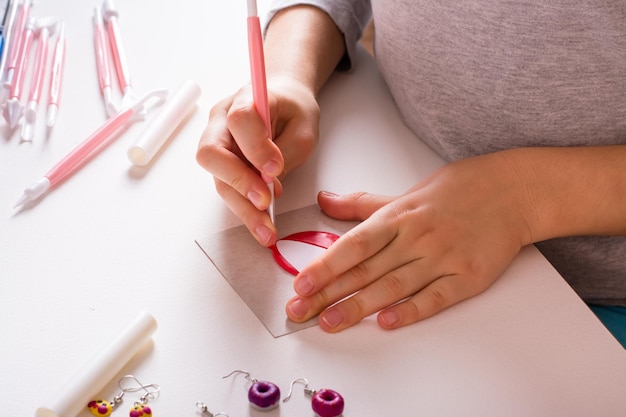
222;370;281;411
282;378;344;417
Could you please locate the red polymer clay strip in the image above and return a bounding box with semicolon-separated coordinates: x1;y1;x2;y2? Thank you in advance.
270;231;340;276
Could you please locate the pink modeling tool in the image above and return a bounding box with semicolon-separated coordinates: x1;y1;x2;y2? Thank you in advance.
0;0;20;104
2;0;30;91
14;89;168;209
47;20;66;129
246;0;275;224
102;0;140;113
93;6;116;117
21;18;58;142
2;14;34;128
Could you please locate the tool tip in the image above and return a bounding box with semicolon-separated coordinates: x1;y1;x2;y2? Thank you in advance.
13;193;30;209
46;105;58;128
5;98;23;128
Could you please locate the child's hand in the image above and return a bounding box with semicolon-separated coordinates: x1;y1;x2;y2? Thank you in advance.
197;75;320;246
286;152;533;332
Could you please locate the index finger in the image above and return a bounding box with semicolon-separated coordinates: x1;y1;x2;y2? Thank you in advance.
227;86;283;179
297;209;399;293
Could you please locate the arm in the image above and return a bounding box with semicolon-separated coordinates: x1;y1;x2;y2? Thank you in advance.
265;6;346;97
505;146;626;241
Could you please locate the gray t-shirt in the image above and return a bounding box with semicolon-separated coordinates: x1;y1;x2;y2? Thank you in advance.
268;0;626;306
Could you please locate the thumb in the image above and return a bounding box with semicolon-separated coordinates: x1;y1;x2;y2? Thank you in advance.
317;190;395;221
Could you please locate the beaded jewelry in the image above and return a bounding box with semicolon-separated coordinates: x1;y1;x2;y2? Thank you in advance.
222;370;281;411
283;378;344;417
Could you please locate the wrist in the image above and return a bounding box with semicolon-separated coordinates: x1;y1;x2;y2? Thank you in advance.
497;146;626;243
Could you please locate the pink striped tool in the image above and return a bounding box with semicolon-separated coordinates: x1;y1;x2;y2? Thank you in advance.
102;0;139;112
93;6;116;116
21;18;58;141
14;89;168;209
2;15;35;128
246;0;275;224
47;20;66;129
2;0;31;90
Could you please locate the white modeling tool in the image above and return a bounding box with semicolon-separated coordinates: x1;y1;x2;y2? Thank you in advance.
35;311;158;417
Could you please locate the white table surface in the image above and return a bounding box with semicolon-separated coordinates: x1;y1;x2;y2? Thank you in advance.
2;1;626;416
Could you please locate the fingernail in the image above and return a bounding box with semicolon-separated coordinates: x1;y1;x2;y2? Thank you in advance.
294;275;315;296
321;309;344;328
320;190;339;198
380;310;399;327
255;225;272;246
262;159;281;177
247;190;263;209
287;297;309;319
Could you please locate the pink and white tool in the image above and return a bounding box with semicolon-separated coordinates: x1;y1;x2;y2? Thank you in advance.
1;0;31;93
14;89;168;209
246;0;275;224
0;0;21;104
102;0;139;113
21;18;59;142
2;14;35;128
47;20;66;129
93;6;116;117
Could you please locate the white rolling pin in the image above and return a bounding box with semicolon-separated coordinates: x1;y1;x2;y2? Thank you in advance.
127;80;201;167
36;311;158;417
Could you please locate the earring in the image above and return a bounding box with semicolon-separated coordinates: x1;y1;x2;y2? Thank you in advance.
196;401;229;417
88;392;124;417
87;375;159;417
282;378;344;417
123;376;160;417
222;370;281;411
128;390;157;417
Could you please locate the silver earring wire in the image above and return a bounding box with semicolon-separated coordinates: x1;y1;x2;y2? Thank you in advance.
196;401;229;417
283;378;316;403
118;375;161;403
222;369;257;384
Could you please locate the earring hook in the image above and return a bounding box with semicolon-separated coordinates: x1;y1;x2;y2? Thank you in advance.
118;375;160;403
196;401;229;417
222;369;256;383
283;378;316;403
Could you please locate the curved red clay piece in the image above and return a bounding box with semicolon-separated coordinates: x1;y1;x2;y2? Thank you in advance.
270;231;340;276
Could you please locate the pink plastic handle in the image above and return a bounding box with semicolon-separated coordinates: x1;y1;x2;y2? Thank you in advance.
107;18;131;91
28;28;50;102
6;1;31;72
46;107;135;185
247;16;271;140
94;18;112;93
11;26;34;99
49;25;66;106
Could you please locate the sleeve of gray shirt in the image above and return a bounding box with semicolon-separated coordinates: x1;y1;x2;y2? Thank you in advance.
265;0;372;70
